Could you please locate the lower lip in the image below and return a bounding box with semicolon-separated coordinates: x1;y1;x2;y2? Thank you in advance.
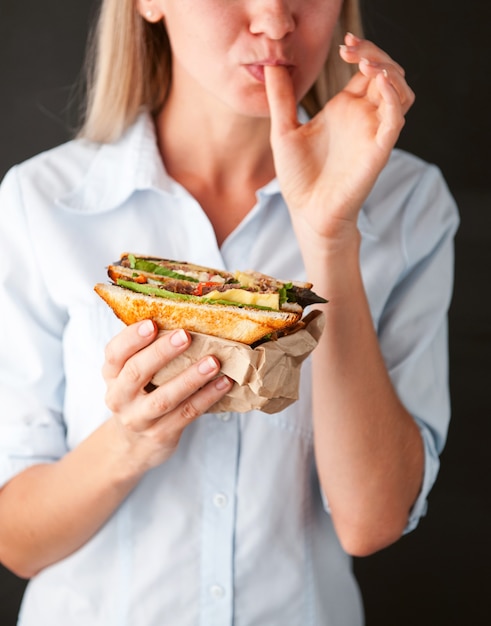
244;63;293;83
244;64;294;83
245;64;267;83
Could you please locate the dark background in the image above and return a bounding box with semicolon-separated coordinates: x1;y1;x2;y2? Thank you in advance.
1;1;490;624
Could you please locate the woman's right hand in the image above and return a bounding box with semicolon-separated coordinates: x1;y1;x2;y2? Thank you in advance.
102;319;233;474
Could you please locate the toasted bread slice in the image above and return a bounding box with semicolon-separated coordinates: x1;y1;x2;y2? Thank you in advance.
94;283;302;345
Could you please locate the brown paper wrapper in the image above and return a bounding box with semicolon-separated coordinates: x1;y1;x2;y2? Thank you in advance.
151;310;325;414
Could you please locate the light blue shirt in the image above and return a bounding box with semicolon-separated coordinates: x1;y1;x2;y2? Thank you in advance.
0;112;459;626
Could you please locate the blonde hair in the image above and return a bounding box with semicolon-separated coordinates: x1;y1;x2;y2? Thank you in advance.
80;0;364;143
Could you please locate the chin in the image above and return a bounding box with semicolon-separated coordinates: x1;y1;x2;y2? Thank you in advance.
228;91;274;119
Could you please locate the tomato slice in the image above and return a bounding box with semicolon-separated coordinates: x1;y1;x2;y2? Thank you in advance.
193;281;221;296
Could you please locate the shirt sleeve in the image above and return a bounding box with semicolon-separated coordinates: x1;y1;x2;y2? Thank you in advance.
377;163;459;533
0;166;69;488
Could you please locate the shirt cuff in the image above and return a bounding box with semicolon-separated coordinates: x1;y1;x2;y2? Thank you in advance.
403;416;441;534
0;420;68;488
319;417;442;535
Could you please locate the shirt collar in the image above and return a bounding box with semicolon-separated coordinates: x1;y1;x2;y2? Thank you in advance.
56;111;171;214
55;108;375;239
56;106;318;214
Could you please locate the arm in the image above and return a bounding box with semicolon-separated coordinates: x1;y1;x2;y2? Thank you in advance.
0;323;232;579
306;240;424;557
265;34;430;556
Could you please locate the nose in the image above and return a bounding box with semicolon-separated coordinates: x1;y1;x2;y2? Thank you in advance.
249;0;296;40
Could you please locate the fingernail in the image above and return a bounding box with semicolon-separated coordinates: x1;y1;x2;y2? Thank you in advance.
198;356;218;375
339;44;356;53
138;320;155;337
215;375;232;390
360;57;381;68
347;32;361;43
170;329;188;347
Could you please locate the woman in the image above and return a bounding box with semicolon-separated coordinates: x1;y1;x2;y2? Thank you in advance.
0;0;458;624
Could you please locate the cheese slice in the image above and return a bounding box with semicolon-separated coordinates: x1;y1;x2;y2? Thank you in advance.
206;289;279;309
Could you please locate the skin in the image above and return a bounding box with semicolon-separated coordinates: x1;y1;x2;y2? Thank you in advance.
0;1;422;578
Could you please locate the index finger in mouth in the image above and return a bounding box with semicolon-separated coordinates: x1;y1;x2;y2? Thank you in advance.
264;65;299;136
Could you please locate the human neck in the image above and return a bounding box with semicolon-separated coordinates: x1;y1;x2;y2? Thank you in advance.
154;88;277;246
155;87;276;194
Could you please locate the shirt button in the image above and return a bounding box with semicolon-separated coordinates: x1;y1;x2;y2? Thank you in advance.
213;492;228;509
217;413;231;422
210;584;225;599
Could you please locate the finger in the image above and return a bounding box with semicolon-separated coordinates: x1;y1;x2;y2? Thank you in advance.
157;373;234;429
374;72;406;150
133;356;233;432
108;348;224;426
264;65;299;138
382;65;415;115
138;374;233;454
140;354;224;423
102;319;159;381
104;327;191;408
340;34;406;77
358;59;415;114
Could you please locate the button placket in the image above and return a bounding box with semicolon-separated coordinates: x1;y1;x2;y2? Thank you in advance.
200;413;239;625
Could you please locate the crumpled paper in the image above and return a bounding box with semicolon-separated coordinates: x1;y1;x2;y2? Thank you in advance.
151;310;325;414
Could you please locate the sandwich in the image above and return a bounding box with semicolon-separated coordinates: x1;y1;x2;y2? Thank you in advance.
94;253;327;345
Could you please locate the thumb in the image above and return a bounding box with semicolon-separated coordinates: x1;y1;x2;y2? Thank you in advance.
264;65;300;139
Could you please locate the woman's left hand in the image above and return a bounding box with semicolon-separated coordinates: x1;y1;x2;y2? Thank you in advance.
265;33;415;245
